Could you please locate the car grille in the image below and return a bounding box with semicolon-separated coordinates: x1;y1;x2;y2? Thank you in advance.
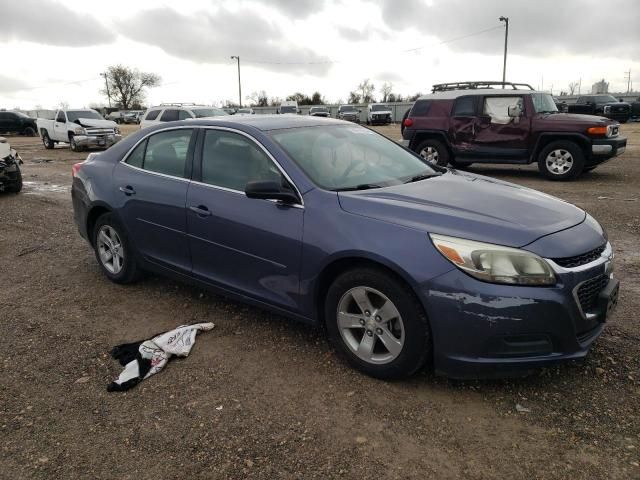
613;106;629;113
577;274;609;312
552;244;606;268
85;128;114;136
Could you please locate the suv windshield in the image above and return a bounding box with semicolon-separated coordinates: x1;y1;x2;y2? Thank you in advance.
280;106;297;113
340;106;356;112
191;108;228;118
596;95;618;103
531;93;559;113
371;105;388;111
270;125;436;191
311;107;328;112
67;110;104;122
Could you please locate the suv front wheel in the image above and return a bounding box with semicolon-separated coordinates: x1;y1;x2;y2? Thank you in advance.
537;140;584;181
415;139;449;167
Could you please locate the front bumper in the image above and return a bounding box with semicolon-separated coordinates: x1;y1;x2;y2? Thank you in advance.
589;136;627;163
74;133;122;150
423;246;616;379
370;115;391;124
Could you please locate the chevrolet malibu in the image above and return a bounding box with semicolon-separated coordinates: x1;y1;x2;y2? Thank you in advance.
71;116;619;379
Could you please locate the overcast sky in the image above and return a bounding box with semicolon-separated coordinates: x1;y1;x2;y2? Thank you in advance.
1;0;638;109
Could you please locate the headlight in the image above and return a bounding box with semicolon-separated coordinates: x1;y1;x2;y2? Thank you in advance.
430;234;556;286
74;127;86;135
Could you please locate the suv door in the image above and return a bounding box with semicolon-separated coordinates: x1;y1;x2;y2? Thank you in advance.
449;95;479;156
471;95;530;161
186;128;304;310
113;128;195;272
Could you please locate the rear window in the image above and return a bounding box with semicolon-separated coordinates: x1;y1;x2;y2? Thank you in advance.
410;100;431;116
145;110;161;121
160;109;180;122
452;96;477;116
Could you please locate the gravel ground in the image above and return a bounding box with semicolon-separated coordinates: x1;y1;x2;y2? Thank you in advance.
0;122;638;479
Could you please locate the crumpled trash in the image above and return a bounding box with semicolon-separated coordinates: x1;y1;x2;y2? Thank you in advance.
107;322;214;392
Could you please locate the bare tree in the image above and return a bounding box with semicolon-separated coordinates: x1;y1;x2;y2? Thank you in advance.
381;82;393;102
568;82;579;95
248;90;269;107
357;79;375;103
102;65;160;110
348;91;362;104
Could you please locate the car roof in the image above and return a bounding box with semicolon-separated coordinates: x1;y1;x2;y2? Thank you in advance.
418;89;547;100
158;114;346;131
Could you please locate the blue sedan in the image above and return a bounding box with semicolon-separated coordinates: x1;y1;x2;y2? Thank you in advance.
71;116;619;379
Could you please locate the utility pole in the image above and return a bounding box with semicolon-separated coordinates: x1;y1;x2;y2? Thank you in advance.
499;16;509;87
230;56;242;107
100;72;111;108
624;69;631;94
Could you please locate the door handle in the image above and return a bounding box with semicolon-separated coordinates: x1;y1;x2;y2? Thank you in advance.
189;205;212;217
119;185;136;196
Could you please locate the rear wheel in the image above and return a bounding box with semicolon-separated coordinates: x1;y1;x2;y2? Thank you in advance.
537;140;584;181
414;139;449;167
41;130;55;149
93;213;140;284
325;267;431;379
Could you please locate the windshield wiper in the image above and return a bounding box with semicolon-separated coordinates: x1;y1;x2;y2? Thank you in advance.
404;172;443;183
334;183;383;192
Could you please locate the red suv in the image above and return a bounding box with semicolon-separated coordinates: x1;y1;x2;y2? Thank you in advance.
401;81;627;180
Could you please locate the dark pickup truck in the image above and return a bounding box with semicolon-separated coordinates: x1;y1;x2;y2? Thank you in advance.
568;95;631;123
0;111;37;136
401;81;627;181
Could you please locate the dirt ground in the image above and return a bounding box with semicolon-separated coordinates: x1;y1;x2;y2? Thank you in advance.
1;122;639;479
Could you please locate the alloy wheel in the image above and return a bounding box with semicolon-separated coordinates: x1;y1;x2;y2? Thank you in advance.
419;146;439;165
336;286;405;365
97;225;124;274
545;149;574;175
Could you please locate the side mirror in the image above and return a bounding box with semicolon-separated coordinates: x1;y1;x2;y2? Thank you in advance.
508;105;522;117
245;180;299;204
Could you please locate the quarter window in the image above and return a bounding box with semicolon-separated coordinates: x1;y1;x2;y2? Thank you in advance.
145;110;161;121
201;130;284;192
125;140;146;168
452;97;477;116
178;110;192;120
125;129;192;178
160;109;180;122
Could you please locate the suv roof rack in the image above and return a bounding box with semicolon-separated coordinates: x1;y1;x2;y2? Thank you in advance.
431;81;535;93
158;102;197;107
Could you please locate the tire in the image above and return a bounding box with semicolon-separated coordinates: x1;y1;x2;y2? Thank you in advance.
69;135;82;152
537;140;585;181
41;130;55;149
92;213;140;284
583;166;598;173
5;166;22;193
23;126;36;137
325;267;432;379
414;139;449;167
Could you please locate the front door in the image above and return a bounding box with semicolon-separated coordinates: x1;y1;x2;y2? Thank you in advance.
113;128;195;273
186;128;304;310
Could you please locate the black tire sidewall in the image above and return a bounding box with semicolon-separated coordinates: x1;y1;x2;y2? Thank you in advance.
537;141;584;180
414;139;449;167
42;131;54;149
92;213;139;284
325;268;431;379
5;166;22;193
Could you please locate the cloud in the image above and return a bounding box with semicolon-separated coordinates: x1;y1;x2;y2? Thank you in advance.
0;75;26;93
336;25;391;42
379;0;640;58
261;0;327;18
117;7;332;75
0;0;114;46
374;71;404;83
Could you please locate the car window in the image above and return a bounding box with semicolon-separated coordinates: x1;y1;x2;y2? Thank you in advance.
178;110;192;120
160;109;180;122
410;100;431;116
452;97;476;116
56;111;66;122
483;96;523;124
200;130;284;192
142;129;193;178
145;110;161;121
125;140;146;168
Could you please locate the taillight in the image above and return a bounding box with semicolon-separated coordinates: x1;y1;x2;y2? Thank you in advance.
403;118;414;127
72;162;84;178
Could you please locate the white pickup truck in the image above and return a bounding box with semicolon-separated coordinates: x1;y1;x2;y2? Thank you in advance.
36;109;122;151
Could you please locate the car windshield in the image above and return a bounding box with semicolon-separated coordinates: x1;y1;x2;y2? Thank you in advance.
311;107;328;112
596;95;618;103
371;105;388;111
340;106;356;112
270;125;437;191
237;109;251;114
191;108;228;118
280;106;297;113
531;93;559;113
67;110;104;122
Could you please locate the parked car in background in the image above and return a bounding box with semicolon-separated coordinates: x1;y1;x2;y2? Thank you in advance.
37;109;121;152
401;81;627;180
223;108;237;115
122;111;144;124
309;106;330;117
140;104;228;128
236;108;255;115
567;95;631;123
367;103;392;125
337;104;360;123
0;136;22;193
106;110;127;124
71;115;618;380
0;110;37;136
277;101;300;115
554;98;569;113
630;97;640;120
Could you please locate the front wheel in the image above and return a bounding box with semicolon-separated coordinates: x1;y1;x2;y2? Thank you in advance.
414;139;449;167
537;140;584;181
325;268;432;379
93;213;140;284
69;135;83;152
23;127;36;137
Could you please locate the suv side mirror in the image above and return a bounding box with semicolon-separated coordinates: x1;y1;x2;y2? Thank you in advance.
507;105;522;117
245;180;299;204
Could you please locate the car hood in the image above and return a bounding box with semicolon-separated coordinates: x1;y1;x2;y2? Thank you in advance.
337;170;585;248
76;118;117;129
539;113;616;125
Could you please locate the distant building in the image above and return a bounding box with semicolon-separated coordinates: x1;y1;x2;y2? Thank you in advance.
591;79;609;94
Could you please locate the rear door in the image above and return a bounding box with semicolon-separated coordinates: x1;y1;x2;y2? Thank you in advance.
186;128;304;310
113;127;195;272
449;95;479;157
